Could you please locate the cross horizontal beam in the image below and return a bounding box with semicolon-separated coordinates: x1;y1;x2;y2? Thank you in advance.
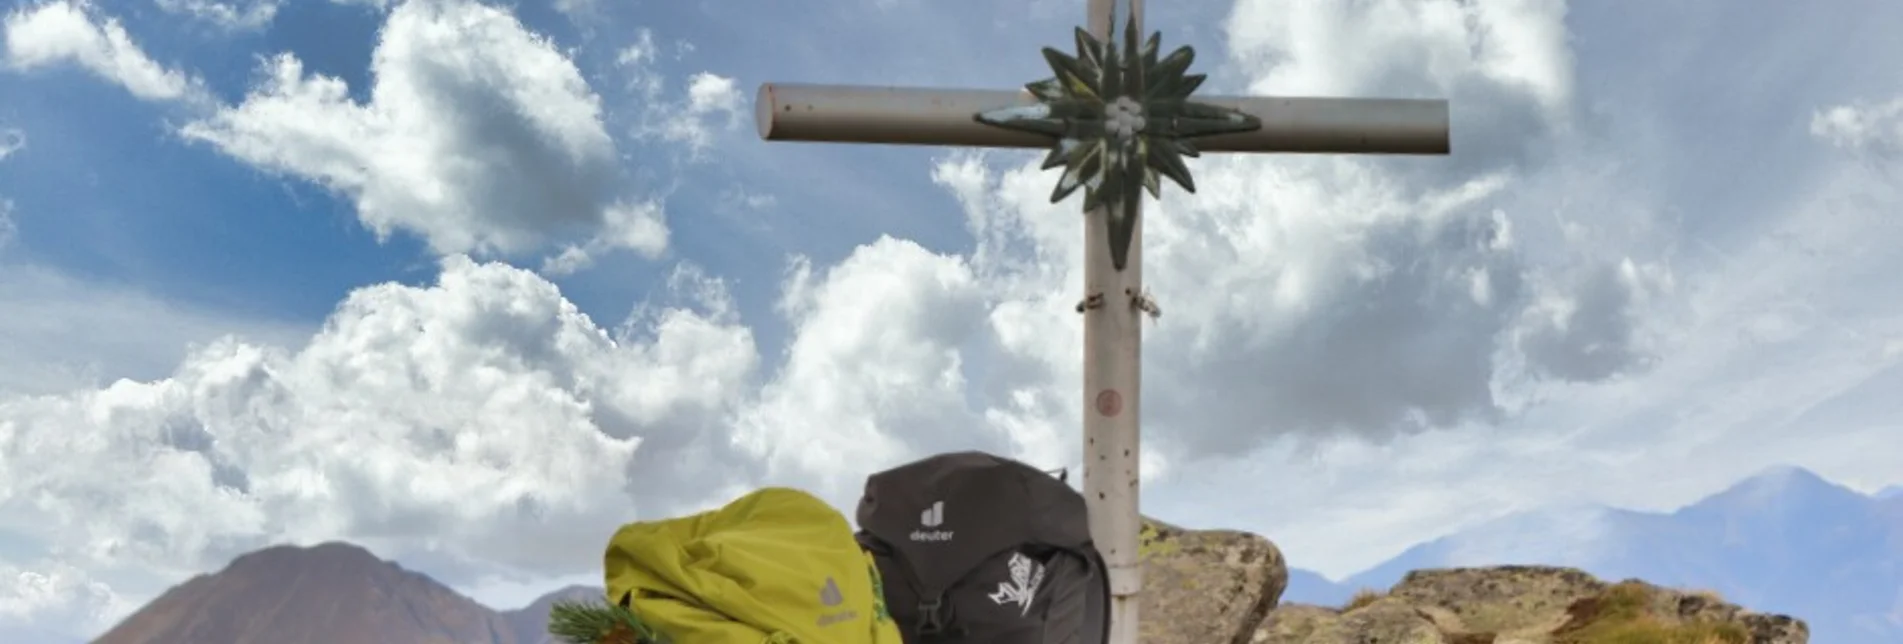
756;83;1451;155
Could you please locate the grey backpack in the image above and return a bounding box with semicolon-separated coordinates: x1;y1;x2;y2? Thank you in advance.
855;451;1110;644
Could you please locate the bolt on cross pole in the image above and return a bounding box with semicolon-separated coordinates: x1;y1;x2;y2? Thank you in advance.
754;0;1449;641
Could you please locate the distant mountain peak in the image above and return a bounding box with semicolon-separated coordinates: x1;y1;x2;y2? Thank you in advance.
219;540;395;578
1700;464;1856;510
96;540;510;644
1744;464;1826;486
1875;485;1903;500
239;540;376;560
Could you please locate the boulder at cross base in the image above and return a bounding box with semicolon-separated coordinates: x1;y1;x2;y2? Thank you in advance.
1248;566;1809;644
1137;517;1289;644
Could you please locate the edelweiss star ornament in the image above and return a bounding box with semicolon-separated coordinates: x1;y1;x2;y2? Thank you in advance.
975;14;1261;270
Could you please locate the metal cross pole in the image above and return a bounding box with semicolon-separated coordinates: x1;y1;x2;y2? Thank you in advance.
756;1;1449;641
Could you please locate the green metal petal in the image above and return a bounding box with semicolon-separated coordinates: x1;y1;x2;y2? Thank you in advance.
1026;78;1066;101
1106;184;1140;270
1122;13;1141;57
1100;38;1123;99
1040;141;1071;170
1054;142;1103;203
1073;28;1103;73
1147;140;1194;192
1142;164;1163;199
1149;47;1195;96
974;103;1061;136
1058;137;1096;169
1148;69;1203;103
1174;73;1207;99
1121;14;1142;94
1042;48;1098;99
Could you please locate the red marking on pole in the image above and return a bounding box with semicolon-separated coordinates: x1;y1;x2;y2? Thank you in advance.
1095;389;1123;418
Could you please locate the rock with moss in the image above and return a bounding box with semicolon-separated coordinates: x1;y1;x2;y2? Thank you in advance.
1137;517;1289;644
1252;604;1340;643
1309;597;1445;643
1248;566;1809;644
1554;580;1809;644
1389;566;1604;638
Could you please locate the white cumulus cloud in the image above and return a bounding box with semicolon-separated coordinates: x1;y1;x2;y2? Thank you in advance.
2;0;207;103
154;0;280;32
614;32;745;158
1813;98;1903;158
179;0;662;262
0;559;132;639
0;257;760;637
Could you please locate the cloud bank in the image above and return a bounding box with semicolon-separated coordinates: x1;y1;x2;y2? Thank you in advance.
5;0;1903;640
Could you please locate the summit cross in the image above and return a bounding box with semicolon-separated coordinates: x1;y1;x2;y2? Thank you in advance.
755;1;1450;641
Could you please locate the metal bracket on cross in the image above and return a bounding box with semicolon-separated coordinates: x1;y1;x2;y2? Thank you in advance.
754;1;1450;641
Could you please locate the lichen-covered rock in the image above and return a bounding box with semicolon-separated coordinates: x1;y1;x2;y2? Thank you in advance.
1139;517;1289;644
1124;520;1805;644
1306;598;1445;644
1388;566;1605;638
1735;612;1810;644
1247;566;1809;644
1637;586;1809;644
1249;604;1338;644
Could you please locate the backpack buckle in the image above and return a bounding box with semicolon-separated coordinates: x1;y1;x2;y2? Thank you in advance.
917;597;946;634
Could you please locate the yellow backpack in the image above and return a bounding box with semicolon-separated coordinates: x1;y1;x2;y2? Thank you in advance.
602;487;904;644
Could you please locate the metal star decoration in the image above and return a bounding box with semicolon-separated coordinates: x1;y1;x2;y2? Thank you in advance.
975;13;1262;270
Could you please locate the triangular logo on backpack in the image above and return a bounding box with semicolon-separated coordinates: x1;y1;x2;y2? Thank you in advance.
819;577;844;606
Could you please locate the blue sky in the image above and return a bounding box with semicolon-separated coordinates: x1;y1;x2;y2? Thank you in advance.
0;0;1002;352
0;0;1105;359
3;0;1903;640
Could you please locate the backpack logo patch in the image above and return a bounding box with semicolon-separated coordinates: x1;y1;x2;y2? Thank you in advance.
986;553;1046;615
816;576;859;627
819;577;844;606
909;500;955;542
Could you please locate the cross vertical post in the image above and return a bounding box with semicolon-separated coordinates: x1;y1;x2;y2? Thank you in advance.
755;4;1449;640
1079;2;1146;642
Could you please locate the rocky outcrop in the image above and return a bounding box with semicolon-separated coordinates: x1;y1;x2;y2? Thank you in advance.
1385;566;1604;638
1248;566;1809;644
1121;521;1806;644
1138;518;1290;644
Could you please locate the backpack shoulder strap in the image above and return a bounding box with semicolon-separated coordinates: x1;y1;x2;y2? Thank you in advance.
1081;545;1111;643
